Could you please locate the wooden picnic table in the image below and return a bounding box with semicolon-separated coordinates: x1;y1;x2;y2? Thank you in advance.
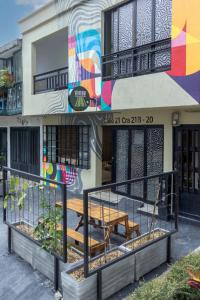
56;198;140;241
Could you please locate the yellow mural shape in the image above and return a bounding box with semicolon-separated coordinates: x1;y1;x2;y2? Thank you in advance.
172;0;200;75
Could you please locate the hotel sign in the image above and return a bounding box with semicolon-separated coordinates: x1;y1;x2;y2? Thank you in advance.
69;87;90;111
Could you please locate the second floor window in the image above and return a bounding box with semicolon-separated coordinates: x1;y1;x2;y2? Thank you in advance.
106;0;171;53
43;125;90;169
103;0;172;80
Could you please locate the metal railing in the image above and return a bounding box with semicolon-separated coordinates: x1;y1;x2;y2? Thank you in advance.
2;167;67;261
0;82;22;115
83;171;179;280
2;167;179;295
34;67;68;94
102;38;171;81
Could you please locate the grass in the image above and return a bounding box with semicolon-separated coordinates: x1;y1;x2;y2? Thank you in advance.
129;252;200;300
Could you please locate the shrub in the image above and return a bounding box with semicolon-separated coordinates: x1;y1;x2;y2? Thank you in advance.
129;253;200;300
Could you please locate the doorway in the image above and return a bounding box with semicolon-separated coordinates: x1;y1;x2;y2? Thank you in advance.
10;127;40;175
102;126;164;200
112;126;164;200
174;126;200;220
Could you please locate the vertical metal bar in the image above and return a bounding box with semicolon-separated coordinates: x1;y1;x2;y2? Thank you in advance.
54;256;59;291
167;235;171;264
8;226;12;254
62;184;67;263
97;270;102;300
3;168;7;223
83;189;89;278
175;172;179;231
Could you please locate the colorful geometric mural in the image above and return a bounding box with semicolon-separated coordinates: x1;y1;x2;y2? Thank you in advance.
43;162;83;193
101;81;115;111
68;29;103;112
167;0;200;102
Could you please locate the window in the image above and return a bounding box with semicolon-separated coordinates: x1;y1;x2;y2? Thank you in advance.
103;0;172;80
43;125;90;169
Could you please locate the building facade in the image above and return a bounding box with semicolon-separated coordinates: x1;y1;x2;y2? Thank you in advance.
0;39;42;175
14;0;200;220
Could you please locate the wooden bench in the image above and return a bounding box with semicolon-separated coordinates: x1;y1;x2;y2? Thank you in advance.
117;220;141;238
56;225;105;256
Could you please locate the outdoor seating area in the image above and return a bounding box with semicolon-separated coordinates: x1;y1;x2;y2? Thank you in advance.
56;198;141;256
2;167;178;298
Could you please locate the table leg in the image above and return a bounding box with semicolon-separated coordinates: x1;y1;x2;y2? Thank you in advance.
75;216;84;231
124;217;131;240
136;229;141;237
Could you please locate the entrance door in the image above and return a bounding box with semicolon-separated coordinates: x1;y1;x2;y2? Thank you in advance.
174;126;200;220
113;126;164;200
10;127;40;175
0;128;7;168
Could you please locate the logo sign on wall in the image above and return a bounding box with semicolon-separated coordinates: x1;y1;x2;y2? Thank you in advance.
69;86;90;111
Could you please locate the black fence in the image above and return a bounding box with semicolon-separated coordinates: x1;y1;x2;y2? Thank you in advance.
83;171;178;279
3;168;179;295
2;167;68;263
102;38;171;81
34;67;68;94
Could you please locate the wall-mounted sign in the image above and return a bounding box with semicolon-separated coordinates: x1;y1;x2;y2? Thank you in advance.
103;113;154;125
69;86;90;112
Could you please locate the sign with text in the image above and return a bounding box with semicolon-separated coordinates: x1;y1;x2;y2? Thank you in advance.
69;86;90;112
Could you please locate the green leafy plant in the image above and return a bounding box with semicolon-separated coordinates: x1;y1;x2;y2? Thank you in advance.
0;69;14;89
129;253;200;300
34;196;63;254
3;177;29;210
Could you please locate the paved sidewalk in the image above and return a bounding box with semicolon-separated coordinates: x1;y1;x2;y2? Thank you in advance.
0;196;200;300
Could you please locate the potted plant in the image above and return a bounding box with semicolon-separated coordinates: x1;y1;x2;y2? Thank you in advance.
7;183;83;287
0;69;14;90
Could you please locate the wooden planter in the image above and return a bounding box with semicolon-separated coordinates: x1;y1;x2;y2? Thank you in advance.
61;248;135;300
10;224;83;289
122;228;170;280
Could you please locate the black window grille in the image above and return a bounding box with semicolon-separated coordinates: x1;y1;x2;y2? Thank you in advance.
103;0;172;80
43;125;90;169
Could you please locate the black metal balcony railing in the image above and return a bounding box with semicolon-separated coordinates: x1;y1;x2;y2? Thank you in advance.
34;67;68;94
0;82;22;116
102;38;171;81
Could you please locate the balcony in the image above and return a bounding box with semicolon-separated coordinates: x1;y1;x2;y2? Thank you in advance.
33;67;68;94
0;82;22;115
102;38;171;81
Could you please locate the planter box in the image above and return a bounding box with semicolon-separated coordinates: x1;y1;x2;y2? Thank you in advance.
10;225;83;289
61;249;135;300
122;228;170;280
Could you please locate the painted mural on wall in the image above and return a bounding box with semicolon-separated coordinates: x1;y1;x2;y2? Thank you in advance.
43;161;83;194
42;113;104;192
68;29;102;112
167;0;200;102
68;29;113;112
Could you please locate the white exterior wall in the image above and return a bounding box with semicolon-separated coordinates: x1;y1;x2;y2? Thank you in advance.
19;0;198;117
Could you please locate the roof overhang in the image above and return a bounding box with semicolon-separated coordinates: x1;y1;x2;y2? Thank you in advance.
0;39;22;59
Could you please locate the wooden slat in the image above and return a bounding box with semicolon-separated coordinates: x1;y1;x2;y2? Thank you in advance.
56;198;128;224
119;220;139;230
56;224;100;247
